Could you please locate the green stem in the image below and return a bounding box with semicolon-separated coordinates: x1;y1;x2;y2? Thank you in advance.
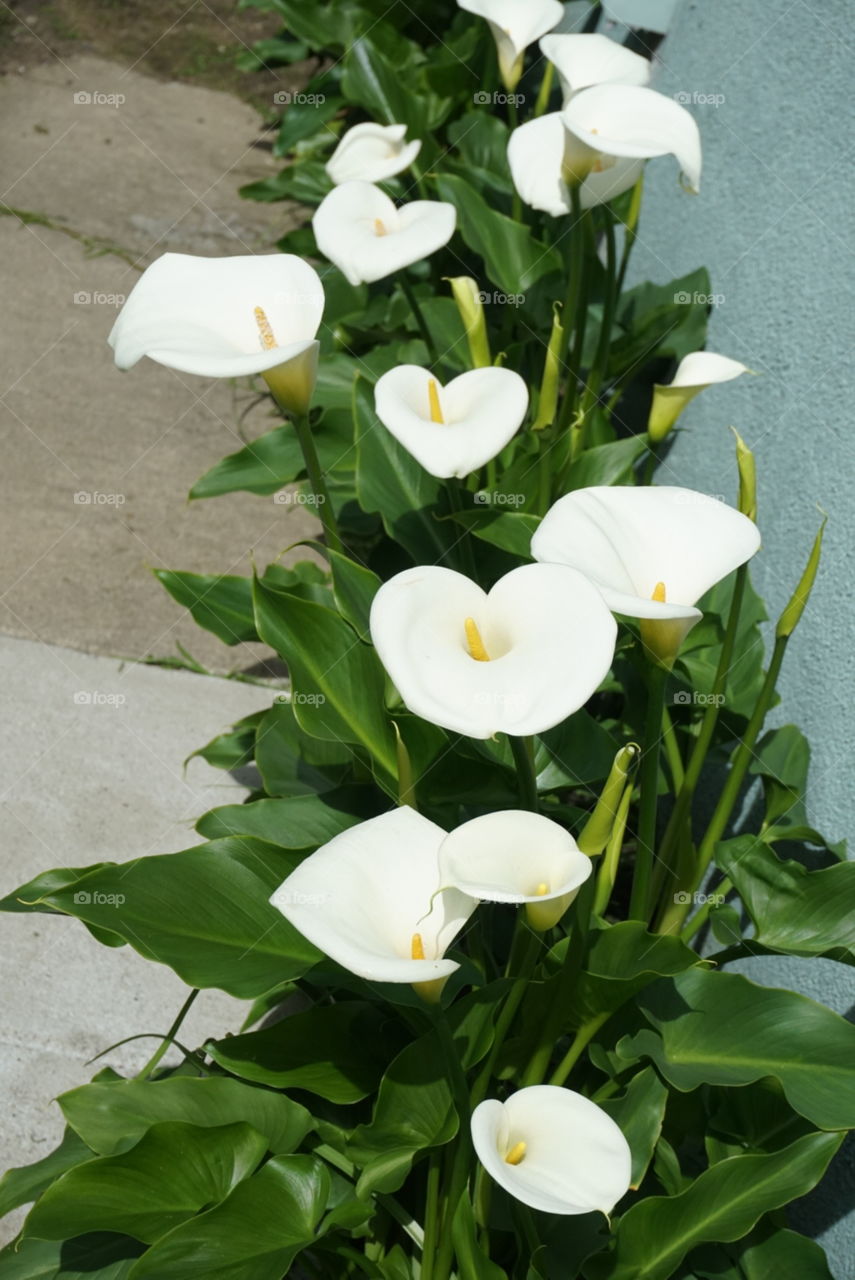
661;706;685;791
509;734;539;811
580;213;618;416
446;477;478;580
534;61;554;117
472;923;542;1107
421;1154;442;1280
400;272;440;368
680;876;733;944
628;661;669;921
549;1011;610;1087
291;412;342;554
433;1014;473;1280
135;988;199;1080
593;779;634;918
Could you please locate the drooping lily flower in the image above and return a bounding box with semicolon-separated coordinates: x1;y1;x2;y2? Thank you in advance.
457;0;564;90
440;811;592;930
108;252;325;414
326;123;422;186
539;33;651;103
269;807;475;1002
369;563;617;739
312;181;456;287
471;1086;632;1214
531;486;761;664
508;83;701;213
648;352;751;442
373;365;529;479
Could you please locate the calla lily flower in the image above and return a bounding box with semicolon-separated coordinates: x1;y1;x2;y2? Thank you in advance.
108;251;324;415
540;33;651;103
531;486;762;663
508;84;701;213
326;122;422;186
312;181;456;287
369;563;617;739
374;365;529;479
648;352;751;442
471;1086;632;1215
269;807;475;1001
440;811;592;931
457;0;564;90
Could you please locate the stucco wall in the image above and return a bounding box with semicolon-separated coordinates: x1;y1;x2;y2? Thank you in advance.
626;0;855;1272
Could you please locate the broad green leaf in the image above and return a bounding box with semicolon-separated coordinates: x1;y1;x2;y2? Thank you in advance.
195;787;372;847
0;864;107;915
536;712;623;790
732;1223;835;1279
610;267;712;377
447;111;512;192
295;539;381;641
254;697;352;797
0;1234;143;1279
565;436;648;490
205;1000;406;1102
620;968;855;1129
59;1076;312;1157
748;724;809;826
566;921;702;1031
588;1131;841;1280
154;571;256;645
342;37;448;135
127;1155;330;1279
189;427;304;499
717;835;855;964
0;1127;92;1218
253;575;396;781
33;838;319;998
458;510;540;558
187;710;265;772
600;1067;668;1188
25;1122;266;1244
434;174;562;294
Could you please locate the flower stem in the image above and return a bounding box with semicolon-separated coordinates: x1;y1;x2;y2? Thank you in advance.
400;273;440;368
471;922;542;1107
291;412;342;554
680;875;733;943
445;477;479;580
134;987;199;1080
580;212;618;417
421;1153;442;1280
628;660;669;921
433;1013;473;1280
509;734;539;811
534;61;554;117
549;1011;610;1087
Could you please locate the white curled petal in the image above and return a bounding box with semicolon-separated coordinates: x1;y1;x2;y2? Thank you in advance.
374;366;529;479
578;156;645;209
508;114;572;217
563;83;702;193
471;1086;632;1215
666;352;750;389
313;182;455;286
326;122;422;185
440;811;592;903
458;0;564;61
540;33;651;101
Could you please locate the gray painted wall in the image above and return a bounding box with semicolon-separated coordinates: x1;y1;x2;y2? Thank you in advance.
625;0;855;1272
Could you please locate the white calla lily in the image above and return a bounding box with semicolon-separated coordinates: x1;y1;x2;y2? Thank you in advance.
326;122;422;186
440;811;592;930
457;0;564;90
508;83;700;214
531;485;761;662
108;251;324;413
374;365;529;479
312;181;456;287
269;807;475;1000
471;1086;632;1215
648;352;751;441
369;563;617;739
540;33;651;103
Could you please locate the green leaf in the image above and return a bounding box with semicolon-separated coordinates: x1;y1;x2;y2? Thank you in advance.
600;1067;668;1188
154;571;257;645
59;1075;312;1157
33;839;319;998
620;967;855;1129
535;712;623;790
588;1132;841;1280
189;426;304;499
253;575;396;782
611;267;712;378
195;787;372;847
295;539;382;641
570;921;703;1030
0;1233;144;1279
127;1155;330;1279
716;835;855;964
254;697;352;797
25;1121;266;1244
434;173;562;294
187;710;265;772
461;510;540;558
748;724;809;826
205;1000;406;1102
565;437;648;490
0;1127;93;1218
342;37;448;135
731;1223;835;1280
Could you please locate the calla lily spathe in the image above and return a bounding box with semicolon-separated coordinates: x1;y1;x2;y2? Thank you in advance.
269;807;475;994
508;84;701;213
374;365;529;479
108;252;325;413
369;563;617;739
540;33;651;103
440;811;592;931
312;182;456;287
457;0;564;90
648;352;751;442
326;123;422;186
531;485;761;661
471;1086;632;1215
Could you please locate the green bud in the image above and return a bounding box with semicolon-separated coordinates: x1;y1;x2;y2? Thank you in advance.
577;743;640;856
730;426;757;521
392;721;417;809
532;301;564;431
445;276;491;369
776;515;827;639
